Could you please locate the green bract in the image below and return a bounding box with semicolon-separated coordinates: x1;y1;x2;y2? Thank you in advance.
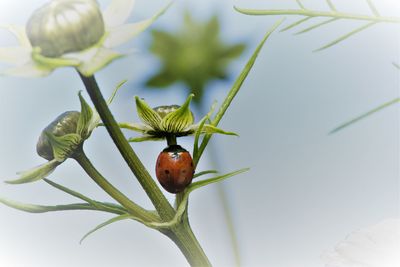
6;92;97;184
120;94;237;142
0;0;171;77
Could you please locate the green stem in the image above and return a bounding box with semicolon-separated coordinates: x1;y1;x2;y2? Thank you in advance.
234;7;400;23
78;72;175;221
73;150;158;222
78;73;210;266
166;134;177;146
166;217;211;267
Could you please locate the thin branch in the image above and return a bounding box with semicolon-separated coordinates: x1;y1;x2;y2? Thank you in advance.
326;0;337;12
314;21;377;52
234;7;400;23
366;0;380;16
330;98;400;134
280;17;312;32
295;18;338;35
296;0;306;10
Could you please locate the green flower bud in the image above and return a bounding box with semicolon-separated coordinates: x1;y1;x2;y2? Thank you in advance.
26;0;105;57
37;111;81;160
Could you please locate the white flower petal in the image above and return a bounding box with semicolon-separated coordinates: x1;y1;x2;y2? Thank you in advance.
0;46;31;65
323;219;400;267
2;60;53;77
0;24;31;48
77;47;123;77
65;46;99;64
103;0;136;28
103;3;171;48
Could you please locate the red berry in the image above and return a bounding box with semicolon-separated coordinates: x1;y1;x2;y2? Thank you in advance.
156;145;194;193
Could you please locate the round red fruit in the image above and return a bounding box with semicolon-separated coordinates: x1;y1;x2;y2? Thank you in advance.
156;145;194;193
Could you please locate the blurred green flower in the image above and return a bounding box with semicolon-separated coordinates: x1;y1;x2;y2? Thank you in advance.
0;0;170;77
145;12;246;104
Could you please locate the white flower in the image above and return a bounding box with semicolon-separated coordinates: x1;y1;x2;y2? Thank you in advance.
323;219;400;267
0;0;170;77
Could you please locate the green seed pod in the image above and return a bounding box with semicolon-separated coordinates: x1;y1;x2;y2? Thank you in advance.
26;0;105;57
37;111;80;160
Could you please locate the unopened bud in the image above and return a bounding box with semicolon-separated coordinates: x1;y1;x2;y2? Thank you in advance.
26;0;105;57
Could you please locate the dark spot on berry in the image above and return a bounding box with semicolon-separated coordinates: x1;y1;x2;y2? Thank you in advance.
164;170;170;174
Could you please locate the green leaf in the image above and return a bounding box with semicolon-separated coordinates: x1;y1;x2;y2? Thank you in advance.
80;214;133;244
5;159;61;184
201;124;238;136
189;168;249;191
295;18;338;35
330;98;400;134
135;96;163;130
0;198;97;213
161;94;195;133
164;168;250;229
77;92;93;138
128;136;164;142
325;0;337;11
195;19;284;164
118;122;151;133
314;21;377;52
366;0;380;16
88;80;127;132
280;17;313;32
193;170;218;179
43;179;126;214
193;102;216;163
107;80;127;105
45;132;82;161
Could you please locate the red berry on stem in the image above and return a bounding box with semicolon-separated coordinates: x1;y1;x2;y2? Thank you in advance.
156;145;194;193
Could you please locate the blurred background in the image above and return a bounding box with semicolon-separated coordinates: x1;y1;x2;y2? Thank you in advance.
0;0;399;266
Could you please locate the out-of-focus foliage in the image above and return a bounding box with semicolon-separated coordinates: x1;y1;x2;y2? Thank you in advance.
145;12;246;105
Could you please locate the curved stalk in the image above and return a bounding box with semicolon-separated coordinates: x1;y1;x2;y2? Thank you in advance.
73;149;158;222
78;72;175;221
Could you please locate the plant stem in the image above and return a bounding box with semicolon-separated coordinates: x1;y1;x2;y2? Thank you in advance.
78;72;175;221
166;134;177;146
234;7;400;23
73;150;158;222
165;217;211;267
78;73;211;266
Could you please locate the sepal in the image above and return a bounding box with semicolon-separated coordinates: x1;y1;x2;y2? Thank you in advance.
5;159;61;184
135;96;162;130
160;94;194;133
44;132;82;161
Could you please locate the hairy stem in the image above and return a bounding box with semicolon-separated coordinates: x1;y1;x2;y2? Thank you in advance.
165;217;211;267
73;150;158;222
78;72;175;221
